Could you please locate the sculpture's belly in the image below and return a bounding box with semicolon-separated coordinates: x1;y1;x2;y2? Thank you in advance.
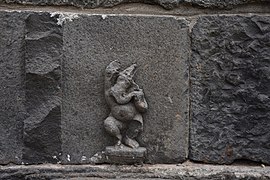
111;104;136;121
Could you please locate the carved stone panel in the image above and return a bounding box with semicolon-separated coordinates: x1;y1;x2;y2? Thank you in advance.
0;11;26;164
61;14;190;164
190;15;270;164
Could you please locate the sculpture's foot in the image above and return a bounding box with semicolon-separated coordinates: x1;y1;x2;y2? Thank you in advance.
114;140;124;149
123;136;139;149
116;140;122;146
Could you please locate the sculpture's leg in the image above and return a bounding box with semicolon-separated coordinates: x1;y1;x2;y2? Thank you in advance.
104;116;126;146
123;114;143;148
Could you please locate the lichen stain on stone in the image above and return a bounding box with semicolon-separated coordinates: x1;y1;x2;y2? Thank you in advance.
81;156;87;161
50;12;79;26
67;154;71;162
101;14;107;20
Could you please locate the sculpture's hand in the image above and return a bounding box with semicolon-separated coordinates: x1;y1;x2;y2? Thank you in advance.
133;89;148;112
112;91;136;105
132;89;144;98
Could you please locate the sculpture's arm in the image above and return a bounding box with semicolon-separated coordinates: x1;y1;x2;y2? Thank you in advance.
111;91;135;105
134;91;148;112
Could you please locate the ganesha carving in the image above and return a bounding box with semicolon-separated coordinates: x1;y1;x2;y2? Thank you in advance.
104;61;148;149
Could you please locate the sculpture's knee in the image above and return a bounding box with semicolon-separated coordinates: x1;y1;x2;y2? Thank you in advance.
104;117;116;132
104;117;122;140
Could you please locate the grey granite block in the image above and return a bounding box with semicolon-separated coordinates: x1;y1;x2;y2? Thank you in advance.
61;14;190;164
0;11;27;164
22;12;63;164
190;15;270;164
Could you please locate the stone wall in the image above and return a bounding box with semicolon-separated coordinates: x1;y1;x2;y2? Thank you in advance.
0;0;269;165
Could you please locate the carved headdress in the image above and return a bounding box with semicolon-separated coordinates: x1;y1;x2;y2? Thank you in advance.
119;64;137;81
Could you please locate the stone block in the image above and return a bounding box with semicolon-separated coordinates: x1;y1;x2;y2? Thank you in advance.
190;15;270;164
0;11;26;164
61;14;190;164
22;12;63;164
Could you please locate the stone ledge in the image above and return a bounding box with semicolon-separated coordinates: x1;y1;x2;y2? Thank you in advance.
0;162;269;179
1;0;269;10
1;3;270;16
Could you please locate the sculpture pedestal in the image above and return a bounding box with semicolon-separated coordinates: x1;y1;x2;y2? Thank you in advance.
104;146;146;164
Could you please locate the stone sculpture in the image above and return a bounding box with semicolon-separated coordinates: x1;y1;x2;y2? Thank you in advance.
90;61;148;164
104;61;148;148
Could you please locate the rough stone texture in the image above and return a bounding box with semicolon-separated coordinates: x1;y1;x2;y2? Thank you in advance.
0;11;26;164
62;14;189;164
184;0;269;9
22;12;62;164
2;0;269;9
2;0;180;9
190;15;270;165
0;163;270;179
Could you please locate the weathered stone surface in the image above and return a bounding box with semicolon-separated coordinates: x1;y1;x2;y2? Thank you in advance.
0;163;270;179
190;15;270;164
2;0;269;9
62;14;189;164
2;0;180;9
0;11;26;164
22;12;62;164
185;0;269;9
